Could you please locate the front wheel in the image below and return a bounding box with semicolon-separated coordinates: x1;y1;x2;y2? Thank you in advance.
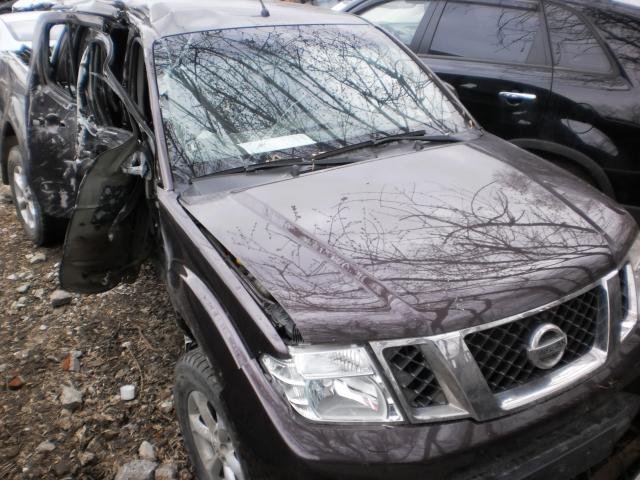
7;146;60;246
175;349;249;480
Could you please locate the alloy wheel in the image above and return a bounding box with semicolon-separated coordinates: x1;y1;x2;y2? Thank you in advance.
12;164;37;231
187;390;245;480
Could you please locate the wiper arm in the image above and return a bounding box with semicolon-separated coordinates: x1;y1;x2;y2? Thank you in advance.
312;130;466;161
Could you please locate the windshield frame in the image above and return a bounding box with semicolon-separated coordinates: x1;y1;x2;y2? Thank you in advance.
152;22;479;186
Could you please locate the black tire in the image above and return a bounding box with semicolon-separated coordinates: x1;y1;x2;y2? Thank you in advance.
175;348;268;480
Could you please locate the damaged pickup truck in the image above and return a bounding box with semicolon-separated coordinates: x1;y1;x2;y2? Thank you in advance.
19;1;640;479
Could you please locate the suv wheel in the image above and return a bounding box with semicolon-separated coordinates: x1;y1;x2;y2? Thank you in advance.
175;349;247;480
7;146;58;246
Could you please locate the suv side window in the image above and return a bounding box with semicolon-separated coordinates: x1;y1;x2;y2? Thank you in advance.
360;0;432;44
429;2;543;64
544;3;612;74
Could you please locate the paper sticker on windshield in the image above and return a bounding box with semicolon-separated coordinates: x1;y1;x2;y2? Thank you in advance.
238;134;316;155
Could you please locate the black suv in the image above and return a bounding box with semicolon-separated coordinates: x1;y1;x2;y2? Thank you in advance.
12;1;640;479
339;0;640;222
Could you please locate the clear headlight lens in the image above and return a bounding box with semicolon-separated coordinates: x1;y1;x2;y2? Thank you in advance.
262;346;402;423
620;234;640;341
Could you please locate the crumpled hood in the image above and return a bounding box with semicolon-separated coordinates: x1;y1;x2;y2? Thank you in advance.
182;138;636;344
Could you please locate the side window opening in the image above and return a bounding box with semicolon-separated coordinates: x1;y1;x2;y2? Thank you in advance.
360;0;432;45
77;39;133;163
544;3;612;74
47;23;76;97
127;41;153;127
84;42;129;130
428;2;544;65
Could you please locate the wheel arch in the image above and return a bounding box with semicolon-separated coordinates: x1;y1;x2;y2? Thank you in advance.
0;122;18;185
509;138;615;198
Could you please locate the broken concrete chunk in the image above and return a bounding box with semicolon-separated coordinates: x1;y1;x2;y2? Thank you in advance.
154;464;178;480
28;252;47;264
61;354;81;372
138;441;156;461
120;384;136;401
115;460;158;480
35;440;56;453
79;451;96;466
13;349;30;360
60;385;83;410
50;290;72;307
158;399;173;414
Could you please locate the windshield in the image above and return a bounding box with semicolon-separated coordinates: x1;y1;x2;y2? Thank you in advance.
154;24;473;181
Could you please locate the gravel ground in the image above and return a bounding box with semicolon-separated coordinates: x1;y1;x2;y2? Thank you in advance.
0;185;191;479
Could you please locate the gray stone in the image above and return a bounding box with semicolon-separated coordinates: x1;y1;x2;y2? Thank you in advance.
0;363;8;373
16;283;31;293
50;290;72;307
60;385;83;410
154;464;178;480
158;399;173;414
138;441;156;461
78;451;96;466
13;349;30;360
35;440;56;453
0;192;13;204
29;252;47;264
115;460;158;480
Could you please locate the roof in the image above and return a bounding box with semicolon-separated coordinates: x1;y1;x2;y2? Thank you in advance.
54;0;366;38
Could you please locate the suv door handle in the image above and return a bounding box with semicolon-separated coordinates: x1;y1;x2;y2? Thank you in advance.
499;91;537;105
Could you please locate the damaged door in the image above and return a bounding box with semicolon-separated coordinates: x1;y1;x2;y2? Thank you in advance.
60;31;152;293
27;19;82;218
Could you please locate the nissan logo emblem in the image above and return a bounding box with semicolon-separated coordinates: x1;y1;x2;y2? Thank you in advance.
526;323;568;370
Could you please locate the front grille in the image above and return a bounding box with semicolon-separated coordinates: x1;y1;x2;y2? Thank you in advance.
465;287;602;394
384;345;446;408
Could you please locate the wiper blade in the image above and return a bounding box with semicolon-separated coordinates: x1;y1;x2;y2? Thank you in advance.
197;130;469;178
312;130;466;161
207;156;357;176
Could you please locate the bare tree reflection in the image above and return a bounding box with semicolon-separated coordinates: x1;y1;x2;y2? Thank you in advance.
584;5;640;81
153;24;469;182
429;3;540;64
213;156;611;338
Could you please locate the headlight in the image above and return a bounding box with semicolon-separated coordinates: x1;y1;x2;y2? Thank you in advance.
262;346;402;423
620;234;640;341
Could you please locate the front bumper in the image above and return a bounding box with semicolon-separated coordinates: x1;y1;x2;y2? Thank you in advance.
221;328;640;480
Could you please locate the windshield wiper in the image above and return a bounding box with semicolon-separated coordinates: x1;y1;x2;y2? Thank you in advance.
206;156;357;176
199;130;468;178
311;130;467;161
